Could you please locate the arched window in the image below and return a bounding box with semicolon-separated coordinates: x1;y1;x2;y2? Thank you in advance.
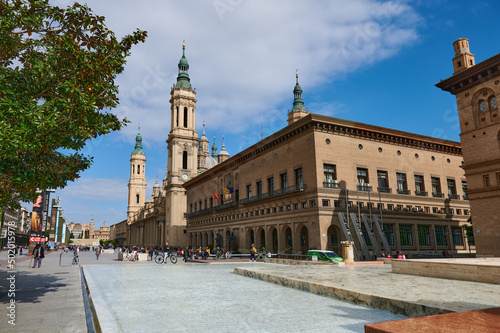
489;96;497;110
183;107;188;127
132;165;135;174
137;165;140;174
182;151;188;169
479;100;487;113
136;194;140;204
176;106;179;127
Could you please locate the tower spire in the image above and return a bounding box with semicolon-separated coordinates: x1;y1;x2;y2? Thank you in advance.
175;42;191;89
292;71;305;111
132;125;145;155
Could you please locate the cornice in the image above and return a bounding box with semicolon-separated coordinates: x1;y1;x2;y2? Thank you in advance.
436;53;500;95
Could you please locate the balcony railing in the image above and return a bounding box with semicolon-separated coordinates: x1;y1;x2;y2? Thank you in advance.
323;181;340;189
357;184;372;191
449;194;460;200
185;183;306;218
463;193;469;200
397;189;411;195
377;187;392;193
432;192;444;198
415;191;428;197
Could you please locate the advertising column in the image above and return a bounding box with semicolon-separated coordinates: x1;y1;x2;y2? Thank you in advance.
29;190;52;243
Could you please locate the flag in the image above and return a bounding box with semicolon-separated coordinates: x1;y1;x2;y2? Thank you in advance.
213;193;220;199
228;187;234;194
223;187;230;196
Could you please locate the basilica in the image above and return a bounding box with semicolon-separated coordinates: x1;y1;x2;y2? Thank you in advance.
120;43;474;259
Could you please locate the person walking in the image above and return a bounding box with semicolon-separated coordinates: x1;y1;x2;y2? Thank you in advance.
95;246;101;260
250;243;257;262
32;243;45;268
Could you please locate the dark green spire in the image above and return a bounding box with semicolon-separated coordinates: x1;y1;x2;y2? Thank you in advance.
175;43;191;89
132;126;145;155
292;72;306;111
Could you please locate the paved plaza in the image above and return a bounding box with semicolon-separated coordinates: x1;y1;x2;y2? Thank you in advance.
1;250;499;332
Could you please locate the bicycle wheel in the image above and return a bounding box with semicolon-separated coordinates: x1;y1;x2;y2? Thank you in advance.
170;254;177;264
155;255;164;264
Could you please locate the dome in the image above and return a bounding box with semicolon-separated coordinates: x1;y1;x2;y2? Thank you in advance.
205;155;218;169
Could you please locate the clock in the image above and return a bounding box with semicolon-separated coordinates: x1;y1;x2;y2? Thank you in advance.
181;174;189;182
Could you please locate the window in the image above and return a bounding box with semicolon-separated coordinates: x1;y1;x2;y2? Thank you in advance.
479;100;487;113
267;208;271;214
397;173;408;193
279;206;284;212
280;173;288;189
137;165;141;174
357;168;369;184
334;200;341;208
447;179;457;197
324;164;337;184
295;168;303;187
415;175;425;195
268;177;274;193
273;207;277;213
452;227;463;246
383;224;394;246
377;171;389;191
435;226;446;246
194;203;197;211
322;200;330;207
204;199;207;209
136;194;140;204
310;200;316;207
286;205;291;211
418;226;431;246
399;225;413;246
294;204;298;210
302;202;307;209
256;181;263;197
210;197;213;208
462;180;468;200
183;107;188;127
235;189;239;202
483;175;490;187
176;106;179;127
182;151;188;169
490;96;498;110
246;184;252;198
387;204;393;211
431;177;442;197
132;165;135;174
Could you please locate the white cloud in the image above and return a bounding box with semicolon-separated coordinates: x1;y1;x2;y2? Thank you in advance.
59;178;128;201
74;0;421;145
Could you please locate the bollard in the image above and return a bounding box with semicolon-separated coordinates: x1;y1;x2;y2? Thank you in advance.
59;252;62;266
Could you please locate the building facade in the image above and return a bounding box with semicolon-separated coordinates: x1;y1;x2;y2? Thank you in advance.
436;38;500;257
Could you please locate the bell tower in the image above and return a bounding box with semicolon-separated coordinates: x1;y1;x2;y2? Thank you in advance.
452;38;475;75
127;126;147;221
164;43;199;247
287;72;309;125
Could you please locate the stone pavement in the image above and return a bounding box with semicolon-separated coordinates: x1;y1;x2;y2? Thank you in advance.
234;264;500;318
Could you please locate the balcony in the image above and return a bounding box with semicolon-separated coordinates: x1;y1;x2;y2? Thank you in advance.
432;192;444;198
415;191;428;197
397;189;411;195
357;184;373;191
377;187;392;193
323;181;340;189
449;194;460;200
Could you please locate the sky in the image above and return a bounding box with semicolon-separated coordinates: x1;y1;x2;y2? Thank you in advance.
39;0;500;228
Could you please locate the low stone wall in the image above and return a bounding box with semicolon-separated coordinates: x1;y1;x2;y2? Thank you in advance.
118;252;149;261
264;258;342;266
102;249;114;254
391;258;500;284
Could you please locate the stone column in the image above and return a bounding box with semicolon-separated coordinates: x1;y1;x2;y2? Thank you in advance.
341;241;355;263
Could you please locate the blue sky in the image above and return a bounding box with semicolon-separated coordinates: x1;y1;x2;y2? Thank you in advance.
43;0;500;228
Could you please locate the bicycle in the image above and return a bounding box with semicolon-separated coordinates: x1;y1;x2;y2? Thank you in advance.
256;250;267;261
155;251;177;264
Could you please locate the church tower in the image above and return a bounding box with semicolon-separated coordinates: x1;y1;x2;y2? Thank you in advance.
198;123;210;171
127;126;147;221
287;72;309;125
452;38;475;75
218;137;230;163
164;43;199;247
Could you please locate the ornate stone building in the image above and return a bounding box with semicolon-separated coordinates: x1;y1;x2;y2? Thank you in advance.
436;38;500;257
124;44;472;259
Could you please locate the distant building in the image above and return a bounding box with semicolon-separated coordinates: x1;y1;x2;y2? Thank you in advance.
109;220;127;246
436;38;500;257
68;218;110;242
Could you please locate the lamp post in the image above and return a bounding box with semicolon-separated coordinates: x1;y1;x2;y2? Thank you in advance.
53;196;61;244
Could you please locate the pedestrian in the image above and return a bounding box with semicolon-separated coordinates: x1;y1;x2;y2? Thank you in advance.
250;243;257;262
95;246;101;260
19;246;23;256
32;243;45;268
149;248;154;261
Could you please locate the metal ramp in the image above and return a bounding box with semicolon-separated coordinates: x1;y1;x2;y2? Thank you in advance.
337;212;359;261
372;214;391;255
349;213;371;261
361;214;382;258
